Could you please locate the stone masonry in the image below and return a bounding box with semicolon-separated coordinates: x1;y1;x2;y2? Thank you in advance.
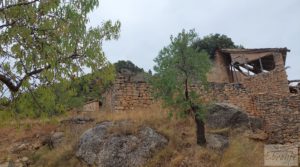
108;71;152;112
106;48;299;144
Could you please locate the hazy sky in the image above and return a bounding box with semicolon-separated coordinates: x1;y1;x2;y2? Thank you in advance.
89;0;300;79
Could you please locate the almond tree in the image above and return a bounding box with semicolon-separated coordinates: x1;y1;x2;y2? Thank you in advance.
152;29;211;145
0;0;120;96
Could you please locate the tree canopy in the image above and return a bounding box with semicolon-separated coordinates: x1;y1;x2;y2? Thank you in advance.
192;33;242;59
152;29;211;145
0;0;120;96
114;60;144;73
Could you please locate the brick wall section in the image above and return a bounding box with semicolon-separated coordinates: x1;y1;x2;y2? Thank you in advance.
111;74;152;112
255;94;300;144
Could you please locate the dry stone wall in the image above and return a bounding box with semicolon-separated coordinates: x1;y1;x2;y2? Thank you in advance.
193;83;258;116
106;68;298;144
110;73;152;112
243;67;290;96
255;94;300;144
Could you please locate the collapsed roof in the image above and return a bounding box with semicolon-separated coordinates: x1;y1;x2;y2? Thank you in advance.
219;48;290;76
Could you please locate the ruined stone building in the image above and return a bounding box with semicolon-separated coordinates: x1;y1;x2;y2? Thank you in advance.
200;48;299;144
105;69;152;112
105;48;299;144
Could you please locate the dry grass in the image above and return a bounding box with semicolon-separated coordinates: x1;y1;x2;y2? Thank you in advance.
0;103;266;167
220;135;264;167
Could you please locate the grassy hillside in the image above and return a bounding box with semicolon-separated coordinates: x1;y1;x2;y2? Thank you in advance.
0;103;268;167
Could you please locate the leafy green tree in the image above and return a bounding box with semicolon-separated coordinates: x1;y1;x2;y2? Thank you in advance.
192;33;242;59
7;63;115;117
152;29;211;145
114;60;144;73
0;0;120;96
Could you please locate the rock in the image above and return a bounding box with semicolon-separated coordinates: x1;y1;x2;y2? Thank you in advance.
76;121;168;167
0;160;23;167
206;103;249;129
249;117;264;130
246;129;268;141
21;157;28;162
0;162;9;167
61;116;94;124
10;142;30;153
51;132;64;148
41;132;65;149
206;134;229;151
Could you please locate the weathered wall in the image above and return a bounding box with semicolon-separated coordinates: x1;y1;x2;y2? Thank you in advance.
243;68;289;95
110;74;153;112
207;51;231;83
83;101;100;112
255;94;300;144
194;83;258;116
242;53;289;95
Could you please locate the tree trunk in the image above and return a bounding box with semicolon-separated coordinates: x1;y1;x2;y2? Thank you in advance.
195;115;206;145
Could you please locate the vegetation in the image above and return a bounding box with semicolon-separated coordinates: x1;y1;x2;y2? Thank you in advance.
0;64;115;118
0;0;119;117
192;33;242;59
0;0;120;95
114;60;144;73
151;29;211;145
0;104;264;167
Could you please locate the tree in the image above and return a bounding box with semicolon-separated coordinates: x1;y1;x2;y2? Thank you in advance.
152;29;211;145
0;0;120;96
192;33;242;59
114;60;144;73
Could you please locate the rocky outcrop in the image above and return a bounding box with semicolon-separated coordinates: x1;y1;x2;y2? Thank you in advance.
206;103;249;129
205;103;266;151
206;134;229;151
76;121;168;167
60;116;94;124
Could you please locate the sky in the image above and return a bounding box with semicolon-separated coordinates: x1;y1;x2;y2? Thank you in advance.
88;0;300;80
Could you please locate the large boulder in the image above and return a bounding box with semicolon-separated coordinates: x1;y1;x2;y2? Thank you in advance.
206;134;229;151
76;121;168;167
206;103;249;129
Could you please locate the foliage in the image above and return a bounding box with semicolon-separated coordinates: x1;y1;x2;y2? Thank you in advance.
114;60;144;73
152;29;211;116
0;0;119;117
152;29;212;145
0;0;120;95
192;33;242;59
5;63;116;118
70;63;116;102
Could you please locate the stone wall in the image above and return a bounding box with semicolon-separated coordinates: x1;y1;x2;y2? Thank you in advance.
194;71;298;144
105;67;298;144
83;100;100;112
110;73;153;112
255;94;300;144
194;83;258;116
242;67;290;96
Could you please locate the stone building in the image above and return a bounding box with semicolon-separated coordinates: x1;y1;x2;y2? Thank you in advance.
105;48;299;144
105;69;152;112
83;100;101;112
201;48;299;144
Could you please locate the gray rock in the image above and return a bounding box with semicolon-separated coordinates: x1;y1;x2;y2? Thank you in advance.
206;103;249;129
206;134;229;151
249;117;264;130
76;121;168;167
51;132;64;147
61;116;94;124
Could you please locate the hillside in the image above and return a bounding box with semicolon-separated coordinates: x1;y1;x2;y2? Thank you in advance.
0;103;268;167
